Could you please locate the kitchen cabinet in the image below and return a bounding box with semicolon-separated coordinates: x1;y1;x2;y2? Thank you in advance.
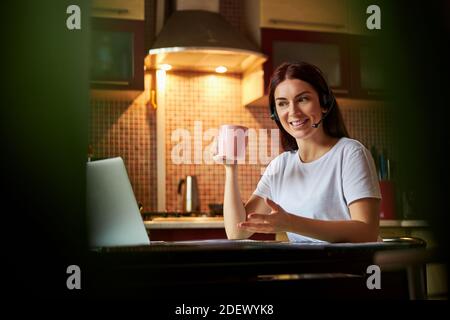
349;35;386;98
243;0;385;104
259;28;384;100
145;218;276;241
259;0;375;35
90;18;145;90
260;0;349;34
92;0;145;20
148;229;275;241
261;28;351;97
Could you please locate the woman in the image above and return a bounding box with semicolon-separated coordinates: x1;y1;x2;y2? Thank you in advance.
216;62;381;243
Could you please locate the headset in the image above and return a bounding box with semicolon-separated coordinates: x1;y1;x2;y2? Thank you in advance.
270;84;336;129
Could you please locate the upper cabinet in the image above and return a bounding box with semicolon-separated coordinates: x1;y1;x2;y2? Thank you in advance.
349;35;385;98
260;0;373;35
249;0;384;102
245;0;386;106
90;0;147;91
260;0;349;34
92;0;145;20
261;29;384;99
261;29;351;96
90;18;145;91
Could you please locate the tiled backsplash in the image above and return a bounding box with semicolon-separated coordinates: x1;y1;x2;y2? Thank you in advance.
89;71;391;214
219;0;245;33
339;99;392;155
89;93;158;212
164;71;278;213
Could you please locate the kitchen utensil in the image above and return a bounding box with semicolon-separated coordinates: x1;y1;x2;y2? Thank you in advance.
208;203;223;216
177;175;200;213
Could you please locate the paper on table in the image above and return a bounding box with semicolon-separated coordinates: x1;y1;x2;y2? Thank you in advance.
173;239;279;245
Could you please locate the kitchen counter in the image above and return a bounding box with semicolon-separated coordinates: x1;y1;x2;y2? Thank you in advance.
379;220;428;227
144;217;225;229
145;217;276;241
144;217;428;230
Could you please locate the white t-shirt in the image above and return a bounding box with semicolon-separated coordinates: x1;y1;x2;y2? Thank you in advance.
253;137;381;242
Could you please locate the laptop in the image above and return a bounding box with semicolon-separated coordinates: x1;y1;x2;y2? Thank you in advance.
86;157;150;248
86;157;276;252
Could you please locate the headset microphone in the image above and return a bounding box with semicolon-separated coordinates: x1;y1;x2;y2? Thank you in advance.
311;91;335;128
311;117;325;128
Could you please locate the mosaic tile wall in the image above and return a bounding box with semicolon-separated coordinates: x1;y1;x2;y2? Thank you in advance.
339;100;394;179
89;92;158;212
341;100;391;149
219;0;245;33
164;71;278;213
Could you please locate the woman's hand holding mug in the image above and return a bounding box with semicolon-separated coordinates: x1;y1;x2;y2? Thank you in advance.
212;124;248;166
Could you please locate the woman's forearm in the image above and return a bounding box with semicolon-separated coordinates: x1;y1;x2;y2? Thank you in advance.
223;166;253;239
286;214;379;243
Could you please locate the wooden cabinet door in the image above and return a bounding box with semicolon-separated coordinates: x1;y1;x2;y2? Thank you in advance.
92;0;145;20
349;35;386;99
260;0;349;33
149;229;276;241
261;28;351;96
90;18;145;90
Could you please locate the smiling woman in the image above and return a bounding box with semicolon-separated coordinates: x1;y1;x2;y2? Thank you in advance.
269;62;349;151
216;62;381;243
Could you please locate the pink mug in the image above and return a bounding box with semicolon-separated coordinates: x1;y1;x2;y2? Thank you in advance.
217;125;248;161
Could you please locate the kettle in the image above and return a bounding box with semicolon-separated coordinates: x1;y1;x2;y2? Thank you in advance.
177;175;200;213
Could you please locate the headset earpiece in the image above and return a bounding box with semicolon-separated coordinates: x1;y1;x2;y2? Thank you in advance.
270;103;279;121
270;111;279;121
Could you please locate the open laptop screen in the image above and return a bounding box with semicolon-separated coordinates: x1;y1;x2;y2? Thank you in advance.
86;157;150;247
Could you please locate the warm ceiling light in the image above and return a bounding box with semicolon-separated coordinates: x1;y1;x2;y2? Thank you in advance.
160;64;172;71
215;66;227;73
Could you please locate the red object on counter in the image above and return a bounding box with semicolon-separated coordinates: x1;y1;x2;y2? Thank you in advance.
379;180;396;219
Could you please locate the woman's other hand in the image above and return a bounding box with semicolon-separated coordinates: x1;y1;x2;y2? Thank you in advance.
238;198;293;233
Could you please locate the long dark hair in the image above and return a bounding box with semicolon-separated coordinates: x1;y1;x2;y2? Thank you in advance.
269;62;349;151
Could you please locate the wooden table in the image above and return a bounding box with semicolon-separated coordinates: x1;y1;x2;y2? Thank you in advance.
87;237;427;300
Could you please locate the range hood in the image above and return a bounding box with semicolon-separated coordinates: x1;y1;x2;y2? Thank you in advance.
147;10;266;73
